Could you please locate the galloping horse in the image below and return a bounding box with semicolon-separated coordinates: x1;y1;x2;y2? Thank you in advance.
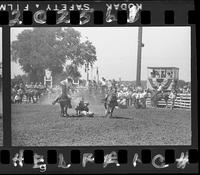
104;91;118;117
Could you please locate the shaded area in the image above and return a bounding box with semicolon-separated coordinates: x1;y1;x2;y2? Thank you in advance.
12;103;191;146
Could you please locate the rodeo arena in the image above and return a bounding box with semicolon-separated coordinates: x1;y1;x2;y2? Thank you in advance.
11;27;191;146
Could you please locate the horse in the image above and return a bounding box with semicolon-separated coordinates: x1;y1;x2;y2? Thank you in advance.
52;95;72;117
104;92;118;118
147;88;171;108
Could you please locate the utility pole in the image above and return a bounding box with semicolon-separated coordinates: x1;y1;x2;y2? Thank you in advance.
136;26;144;87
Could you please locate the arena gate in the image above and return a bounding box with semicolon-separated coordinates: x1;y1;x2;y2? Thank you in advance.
146;93;191;109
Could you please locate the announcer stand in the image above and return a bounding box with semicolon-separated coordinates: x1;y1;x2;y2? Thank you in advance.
44;74;53;88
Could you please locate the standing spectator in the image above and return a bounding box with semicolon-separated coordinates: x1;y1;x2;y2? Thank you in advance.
166;72;171;79
30;82;34;89
25;82;29;89
101;77;107;94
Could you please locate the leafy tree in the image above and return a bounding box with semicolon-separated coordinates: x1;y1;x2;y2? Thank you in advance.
11;27;97;83
65;65;81;79
177;80;186;88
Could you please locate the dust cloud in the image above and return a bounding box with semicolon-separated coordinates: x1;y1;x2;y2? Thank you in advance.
38;87;105;115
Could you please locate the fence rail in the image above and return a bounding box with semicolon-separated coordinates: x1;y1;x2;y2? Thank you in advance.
146;93;191;109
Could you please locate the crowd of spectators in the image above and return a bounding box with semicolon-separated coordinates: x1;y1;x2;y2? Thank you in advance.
85;76;191;107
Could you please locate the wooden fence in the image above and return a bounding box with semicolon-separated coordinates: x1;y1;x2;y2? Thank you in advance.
146;93;191;109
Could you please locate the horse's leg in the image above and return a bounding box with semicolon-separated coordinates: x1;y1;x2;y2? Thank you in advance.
29;95;31;103
65;106;69;117
60;104;64;117
105;109;108;117
20;95;23;104
104;103;108;116
165;99;168;108
171;98;175;110
105;106;110;117
25;94;27;103
29;95;32;103
165;96;169;109
31;96;34;103
27;95;29;103
33;95;36;103
110;107;115;118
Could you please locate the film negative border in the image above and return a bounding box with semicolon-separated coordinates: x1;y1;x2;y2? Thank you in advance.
0;0;199;174
0;148;199;173
0;1;197;26
0;9;198;26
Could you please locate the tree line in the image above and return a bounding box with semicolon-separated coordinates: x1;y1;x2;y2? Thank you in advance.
11;27;97;83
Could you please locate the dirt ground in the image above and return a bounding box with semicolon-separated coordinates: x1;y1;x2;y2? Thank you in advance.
12;102;191;146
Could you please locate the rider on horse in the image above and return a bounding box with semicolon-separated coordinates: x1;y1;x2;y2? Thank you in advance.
52;77;73;108
104;80;118;107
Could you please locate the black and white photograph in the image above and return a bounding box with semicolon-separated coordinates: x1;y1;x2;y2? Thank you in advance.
0;27;3;145
11;27;191;146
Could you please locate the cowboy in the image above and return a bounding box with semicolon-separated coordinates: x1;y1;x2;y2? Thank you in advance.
105;83;117;100
52;77;73;108
75;97;89;114
60;77;73;94
75;97;94;117
152;83;163;97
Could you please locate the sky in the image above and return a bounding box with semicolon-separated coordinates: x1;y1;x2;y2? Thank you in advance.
10;27;191;81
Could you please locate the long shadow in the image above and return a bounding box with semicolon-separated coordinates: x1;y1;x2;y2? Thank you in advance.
109;116;133;120
65;115;95;118
62;115;84;118
61;115;133;120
